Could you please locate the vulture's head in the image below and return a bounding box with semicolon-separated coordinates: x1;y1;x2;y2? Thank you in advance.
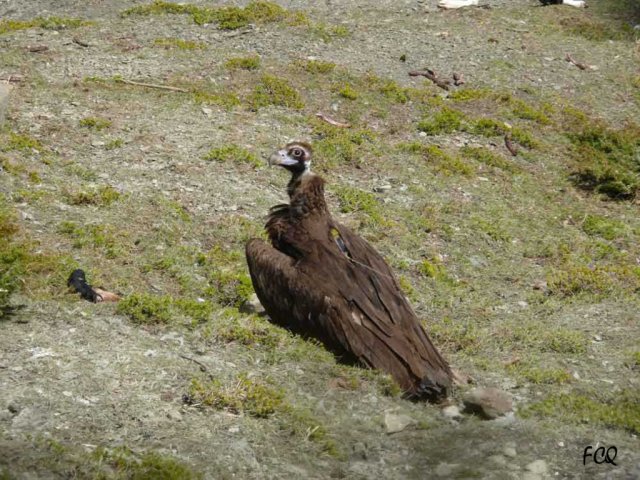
269;141;312;175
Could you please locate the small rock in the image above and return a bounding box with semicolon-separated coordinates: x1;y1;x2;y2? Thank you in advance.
7;403;20;414
463;387;512;419
441;405;462;421
526;460;548;475
532;280;547;291
557;441;565;448
593;334;602;342
384;412;414;434
434;463;458;477
488;455;507;466
0;83;11;125
503;446;517;457
239;293;264;314
166;409;182;421
228;425;240;433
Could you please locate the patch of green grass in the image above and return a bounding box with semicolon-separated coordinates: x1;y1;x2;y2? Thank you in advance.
191;90;241;110
105;138;124;150
399;142;474;176
207;308;284;348
567;122;640;200
338;83;358;100
1;132;44;153
419;258;457;286
0;200;26;314
502;324;587;354
559;16;635;42
507;362;571;385
154;37;207;50
510;99;550;125
198;246;255;307
312;120;376;166
417;107;465;135
582;214;626;240
470;118;506;137
294;59;336;74
64;185;121;206
204;144;260;167
546;263;639;298
377;79;410;104
58;221;122;258
250;74;304;110
310;22;350;42
449;88;492;102
117;293;173;324
122;1;298;30
0;17;89;35
224;55;260;70
189;373;284;417
428;317;480;354
79;117;112;130
461;146;518;172
522;389;640;433
333;185;389;227
92;446;203;479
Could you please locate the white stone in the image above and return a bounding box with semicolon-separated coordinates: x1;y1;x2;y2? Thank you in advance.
503;446;517;457
526;460;549;475
384;412;414;434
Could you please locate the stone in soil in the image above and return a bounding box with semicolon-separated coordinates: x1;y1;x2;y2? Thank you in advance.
384;412;414;434
462;387;513;419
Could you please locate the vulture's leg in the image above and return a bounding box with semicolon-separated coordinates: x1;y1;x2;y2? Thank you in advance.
245;239;301;330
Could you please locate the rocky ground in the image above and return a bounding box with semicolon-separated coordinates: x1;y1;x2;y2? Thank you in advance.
0;0;639;478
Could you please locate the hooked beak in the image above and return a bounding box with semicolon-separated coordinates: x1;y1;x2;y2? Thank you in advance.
268;149;298;167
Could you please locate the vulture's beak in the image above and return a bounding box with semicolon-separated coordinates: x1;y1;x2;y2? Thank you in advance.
268;149;297;167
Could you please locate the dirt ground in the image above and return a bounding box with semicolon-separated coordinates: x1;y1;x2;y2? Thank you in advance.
1;0;639;479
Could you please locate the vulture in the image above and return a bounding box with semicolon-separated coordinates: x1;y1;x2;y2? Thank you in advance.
245;142;453;401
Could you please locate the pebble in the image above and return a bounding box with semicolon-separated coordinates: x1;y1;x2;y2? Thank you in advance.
463;387;513;419
441;405;462;421
488;455;507;466
239;293;264;315
526;459;548;475
167;409;182;421
384;412;414;434
503;446;517;457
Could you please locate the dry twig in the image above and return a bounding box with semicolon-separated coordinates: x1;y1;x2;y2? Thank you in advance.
408;69;450;91
27;45;48;53
72;37;90;47
565;53;594;71
505;132;518;156
114;78;189;93
315;113;351;128
453;72;465;86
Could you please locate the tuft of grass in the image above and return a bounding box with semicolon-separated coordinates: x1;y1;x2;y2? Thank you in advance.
92;446;202;479
567;122;640;200
461;146;518;172
377;79;410;104
250;74;304;110
105;138;124;150
559;16;635;42
581;215;626;240
122;1;299;30
58;221;122;258
189;373;284;417
1;132;44;153
507;362;571;385
400;142;474;176
546;263;639;298
117;293;173;324
429;317;480;354
198;246;255;307
209;308;284;348
510;99;550;125
65;185;121;206
449;88;492;102
191;90;241;110
79;117;112;131
522;389;640;434
312;121;376;166
338;83;358;100
154;37;207;50
310;22;350;42
470;118;506;137
203;144;260;168
0;17;89;35
502;324;587;354
417;107;465;135
333;185;389;227
224;55;260;71
0;200;26;314
294;59;336;74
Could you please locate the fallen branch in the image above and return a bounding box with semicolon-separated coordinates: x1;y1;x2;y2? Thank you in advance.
408;69;450;91
114;78;189;93
504;132;518;156
315;112;351;128
27;45;48;53
453;72;465;86
565;53;595;71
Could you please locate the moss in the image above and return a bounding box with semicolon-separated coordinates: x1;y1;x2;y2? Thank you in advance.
582;215;626;240
154;37;207;50
117;293;173;324
419;258;456;285
522;389;640;433
377;80;410;104
105;138;124;150
470;118;506;137
250;74;304;110
199;246;255;307
461;146;517;172
189;373;284;418
79;117;112;131
203;144;260;167
65;185;121;206
224;55;260;71
92;446;202;479
417;107;465;135
338;83;358;100
0;17;89;35
173;298;213;323
294;59;336;74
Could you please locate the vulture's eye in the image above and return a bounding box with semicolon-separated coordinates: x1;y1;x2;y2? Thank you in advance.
292;148;303;158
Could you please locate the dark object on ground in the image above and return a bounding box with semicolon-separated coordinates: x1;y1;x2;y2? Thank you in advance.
245;142;453;401
505;132;518;156
409;69;450;91
67;269;121;303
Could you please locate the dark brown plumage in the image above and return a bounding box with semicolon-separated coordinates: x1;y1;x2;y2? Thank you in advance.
246;142;453;400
